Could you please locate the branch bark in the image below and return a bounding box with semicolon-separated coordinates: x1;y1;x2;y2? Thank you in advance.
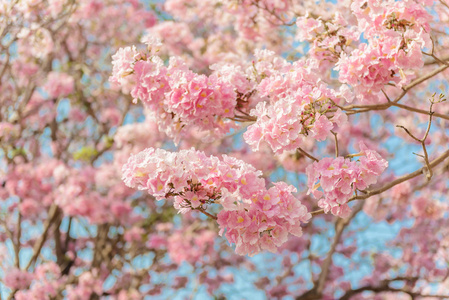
297;203;364;300
25;204;59;270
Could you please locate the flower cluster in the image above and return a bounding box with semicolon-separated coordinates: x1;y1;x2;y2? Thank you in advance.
223;0;292;41
14;262;64;300
110;42;238;142
43;71;74;99
110;46;143;89
217;182;311;256
122;148;311;255
411;196;447;221
296;12;359;70
336;0;432;103
245;69;348;153
306;142;388;217
244;98;348;154
168;229;217;264
122;147;265;210
243;58;349;154
3;268;34;290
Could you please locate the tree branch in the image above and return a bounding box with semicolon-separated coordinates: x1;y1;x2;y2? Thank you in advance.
297;203;364;300
309;149;449;217
25;204;59;270
351;148;449;201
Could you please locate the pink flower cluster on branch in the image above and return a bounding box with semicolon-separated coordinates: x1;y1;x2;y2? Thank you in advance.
306;142;388;218
296;12;359;70
336;0;432;103
43;72;75;99
110;41;239;143
122;148;265;208
244;60;348;154
122;148;311;256
217;182;311;256
297;0;433;104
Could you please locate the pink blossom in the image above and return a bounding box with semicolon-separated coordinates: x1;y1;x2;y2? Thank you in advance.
123;148;310;256
109;46;141;86
124;227;145;243
4;268;34;290
217;183;311;256
411;196;446;220
43;72;74;98
310;114;334;141
307;143;388;217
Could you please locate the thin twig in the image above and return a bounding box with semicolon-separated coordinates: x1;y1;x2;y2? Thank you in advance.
197;208;217;220
331;131;339;157
350;149;449;202
310;208;325;216
297;147;319;162
309;149;449;217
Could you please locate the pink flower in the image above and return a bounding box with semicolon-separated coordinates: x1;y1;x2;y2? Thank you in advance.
4;268;34;290
124;227;144;243
310;114;334;141
217;183;310;256
123;147;310;256
43;72;74;98
356;141;389;190
307;144;388;217
411;196;446;220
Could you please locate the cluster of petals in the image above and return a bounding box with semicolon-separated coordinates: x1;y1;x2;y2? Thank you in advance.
336;0;432;103
66;272;104;300
217;182;311;256
167;229;217;265
244;98;347;154
52;163;137;225
411;196;447;220
351;0;432;37
306;142;388;218
110;45;143;89
3;268;34;290
296;13;360;70
245;61;348;154
223;0;292;41
15;262;63;300
43;71;75;99
2;161;57;218
110;41;239;142
122;147;265;208
122;148;311;255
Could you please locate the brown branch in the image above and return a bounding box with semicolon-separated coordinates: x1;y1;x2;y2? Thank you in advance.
297;147;319;162
351;148;449;202
391;102;449;121
197;208;218;220
342;63;449;119
401;63;449;93
15;208;22;268
331;131;339;157
309;149;449;218
310;208;325;216
316;203;363;294
297;203;364;300
344;99;449;121
25;204;59;270
340;276;448;300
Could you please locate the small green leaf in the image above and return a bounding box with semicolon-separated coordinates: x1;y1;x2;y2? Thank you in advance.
73;146;98;161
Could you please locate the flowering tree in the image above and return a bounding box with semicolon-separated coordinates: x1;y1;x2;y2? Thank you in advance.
1;0;449;299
